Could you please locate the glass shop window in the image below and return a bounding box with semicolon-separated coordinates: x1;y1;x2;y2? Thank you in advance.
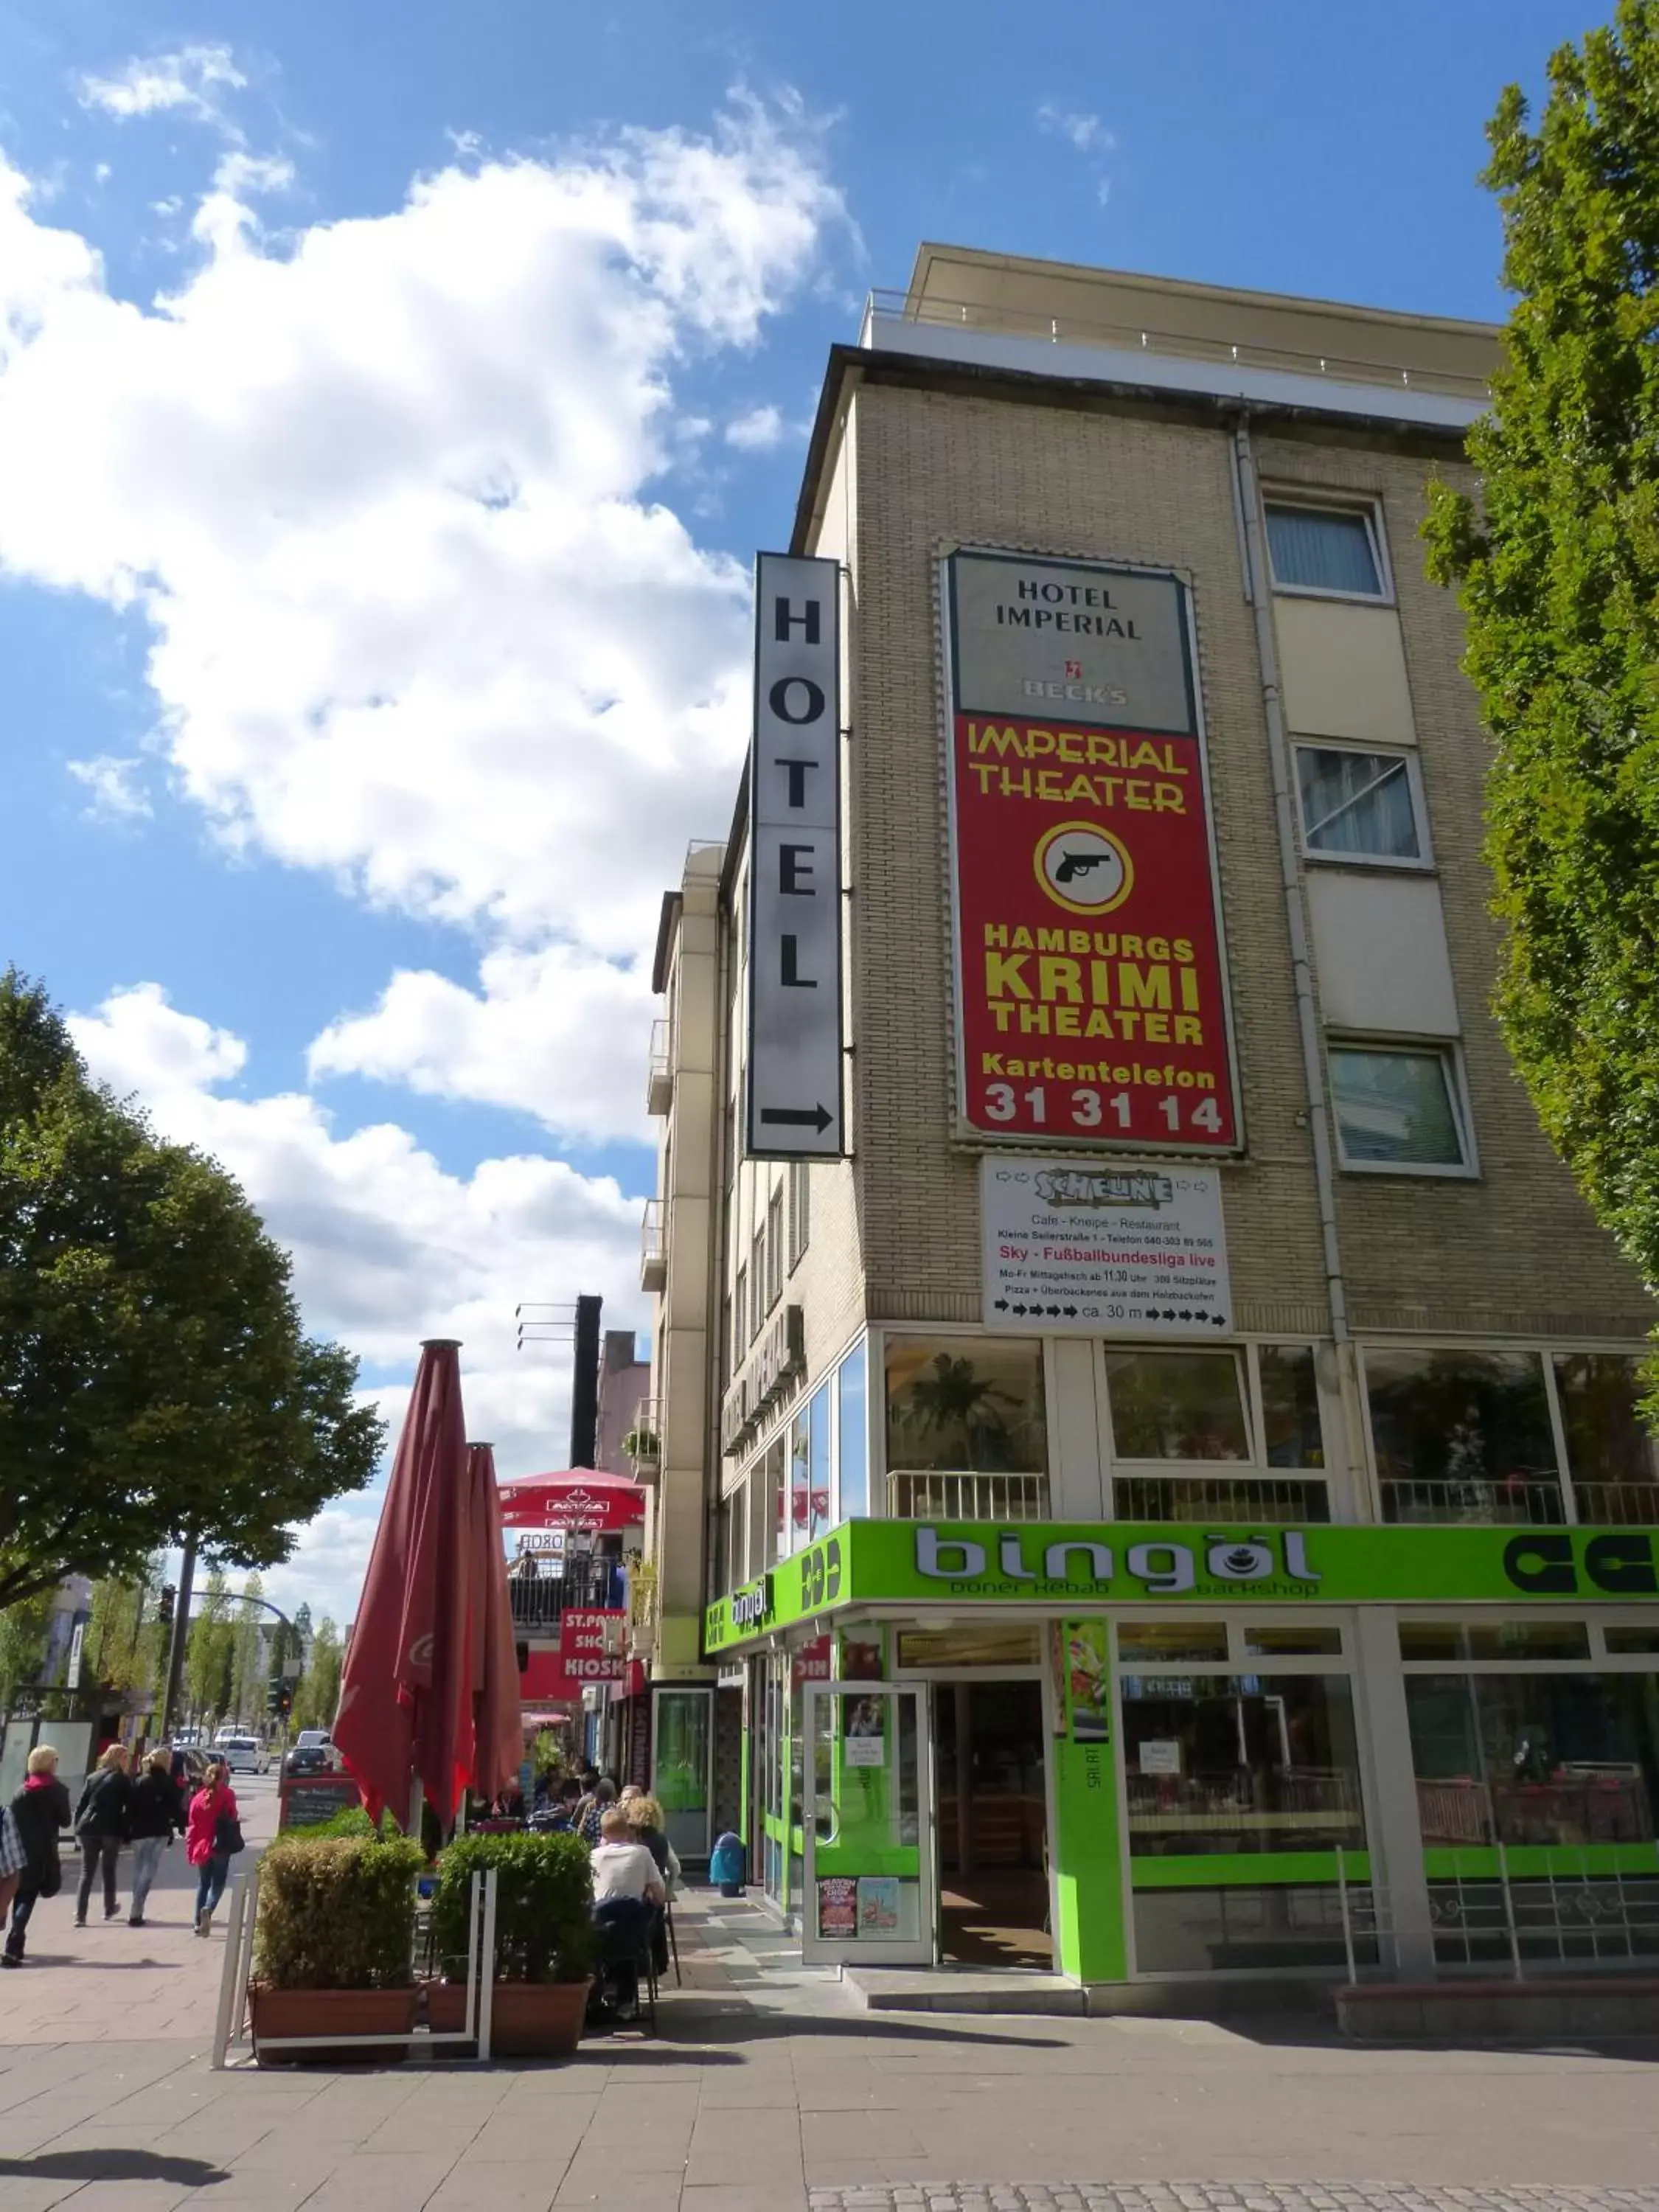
1405;1671;1659;1848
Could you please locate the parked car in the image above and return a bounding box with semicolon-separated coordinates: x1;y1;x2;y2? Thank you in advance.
216;1734;271;1775
283;1742;335;1777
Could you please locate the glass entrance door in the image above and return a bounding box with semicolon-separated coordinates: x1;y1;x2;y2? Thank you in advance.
801;1682;934;1965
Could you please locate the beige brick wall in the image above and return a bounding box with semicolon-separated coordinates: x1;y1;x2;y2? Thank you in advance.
1254;430;1654;1338
843;383;1329;1335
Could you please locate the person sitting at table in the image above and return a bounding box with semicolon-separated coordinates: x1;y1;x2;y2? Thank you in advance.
588;1808;664;2022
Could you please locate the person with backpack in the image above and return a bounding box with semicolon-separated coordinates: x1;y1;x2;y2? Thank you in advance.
73;1743;133;1926
185;1759;242;1936
3;1745;72;1969
127;1748;185;1927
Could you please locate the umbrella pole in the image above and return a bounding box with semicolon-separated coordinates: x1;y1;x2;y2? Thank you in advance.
408;1775;424;1843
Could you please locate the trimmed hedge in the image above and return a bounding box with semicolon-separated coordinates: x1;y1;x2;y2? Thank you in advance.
433;1830;594;1985
253;1833;425;1992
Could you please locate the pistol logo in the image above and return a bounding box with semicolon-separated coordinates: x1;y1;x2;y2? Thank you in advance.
1034;821;1133;915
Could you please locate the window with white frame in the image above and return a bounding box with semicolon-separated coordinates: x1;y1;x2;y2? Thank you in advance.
1265;498;1388;599
1361;1343;1659;1528
1328;1040;1472;1172
734;1263;748;1353
787;1160;811;1270
1105;1344;1331;1525
751;1228;765;1339
765;1187;784;1312
1295;743;1427;866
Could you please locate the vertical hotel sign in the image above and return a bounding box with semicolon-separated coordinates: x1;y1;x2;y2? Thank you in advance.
944;550;1240;1152
746;553;845;1158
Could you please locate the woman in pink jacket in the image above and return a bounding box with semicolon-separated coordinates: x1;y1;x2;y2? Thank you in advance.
184;1760;240;1937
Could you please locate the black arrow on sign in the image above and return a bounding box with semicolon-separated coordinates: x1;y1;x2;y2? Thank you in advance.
993;1299;1009;1312
759;1105;834;1133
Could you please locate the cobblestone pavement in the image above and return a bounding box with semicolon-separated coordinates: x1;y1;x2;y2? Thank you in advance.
808;2192;1659;2212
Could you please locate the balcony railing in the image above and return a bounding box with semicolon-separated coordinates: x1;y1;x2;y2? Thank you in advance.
887;1470;1049;1521
646;1018;672;1117
623;1399;661;1481
639;1198;666;1295
1114;1475;1332;1525
1571;1479;1659;1526
507;1559;626;1637
1379;1475;1566;1526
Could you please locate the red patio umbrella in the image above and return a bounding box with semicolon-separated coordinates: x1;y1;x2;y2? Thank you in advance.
334;1338;473;1829
495;1467;647;1534
465;1441;524;1807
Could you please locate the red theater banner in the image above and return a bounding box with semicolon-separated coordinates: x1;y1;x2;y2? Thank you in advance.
944;549;1240;1152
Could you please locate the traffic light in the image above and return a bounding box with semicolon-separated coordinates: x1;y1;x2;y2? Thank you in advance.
157;1585;176;1631
277;1684;293;1718
266;1672;283;1718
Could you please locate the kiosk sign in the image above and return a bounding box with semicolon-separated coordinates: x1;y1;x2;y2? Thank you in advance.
944;549;1240;1152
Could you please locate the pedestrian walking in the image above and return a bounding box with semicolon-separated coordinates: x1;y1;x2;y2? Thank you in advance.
185;1759;242;1936
0;1802;26;1930
73;1743;133;1926
127;1748;185;1927
3;1745;72;1969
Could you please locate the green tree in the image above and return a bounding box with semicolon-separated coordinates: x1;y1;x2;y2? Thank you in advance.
292;1616;342;1733
229;1573;266;1725
0;1593;52;1700
84;1557;165;1698
0;972;386;1609
1425;2;1659;1303
185;1569;234;1727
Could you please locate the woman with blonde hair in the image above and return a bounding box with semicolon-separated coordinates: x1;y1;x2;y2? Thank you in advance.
4;1745;72;1968
72;1742;133;1927
184;1758;241;1937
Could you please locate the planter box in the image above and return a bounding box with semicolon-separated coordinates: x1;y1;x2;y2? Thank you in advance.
426;1977;591;2057
249;1983;418;2066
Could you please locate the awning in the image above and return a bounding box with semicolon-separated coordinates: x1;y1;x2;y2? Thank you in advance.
496;1467;647;1534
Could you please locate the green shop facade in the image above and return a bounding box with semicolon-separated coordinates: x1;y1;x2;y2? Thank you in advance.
705;1518;1659;1984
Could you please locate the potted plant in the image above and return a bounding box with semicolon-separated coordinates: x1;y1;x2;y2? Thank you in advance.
249;1830;425;2064
428;1830;594;2056
622;1425;660;1470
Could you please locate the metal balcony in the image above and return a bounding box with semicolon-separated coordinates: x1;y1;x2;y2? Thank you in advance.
639;1197;666;1295
646;1018;672;1116
1378;1475;1566;1526
507;1558;627;1638
887;1470;1049;1521
623;1399;661;1482
1571;1479;1659;1526
1114;1475;1332;1524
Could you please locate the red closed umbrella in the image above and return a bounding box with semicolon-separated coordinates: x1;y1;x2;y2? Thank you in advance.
465;1441;524;1807
335;1338;473;1829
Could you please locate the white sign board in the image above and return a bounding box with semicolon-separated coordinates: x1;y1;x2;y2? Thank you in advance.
746;552;844;1158
1138;1739;1183;1776
981;1158;1233;1335
66;1621;85;1691
509;1527;567;1559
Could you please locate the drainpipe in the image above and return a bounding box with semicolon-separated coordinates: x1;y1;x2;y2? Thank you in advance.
1231;417;1351;1352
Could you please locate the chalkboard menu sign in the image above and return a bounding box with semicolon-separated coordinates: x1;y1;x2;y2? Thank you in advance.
278;1774;363;1830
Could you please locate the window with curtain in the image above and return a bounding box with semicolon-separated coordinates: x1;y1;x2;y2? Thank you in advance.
1295;745;1422;861
1328;1043;1468;1169
1265;501;1385;596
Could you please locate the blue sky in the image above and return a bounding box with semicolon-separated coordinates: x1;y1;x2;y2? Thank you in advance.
0;0;1591;1618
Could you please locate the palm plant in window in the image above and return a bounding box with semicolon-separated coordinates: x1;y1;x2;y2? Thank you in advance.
899;1354;1020;1471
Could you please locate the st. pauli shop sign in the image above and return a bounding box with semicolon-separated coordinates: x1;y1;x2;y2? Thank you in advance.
942;548;1242;1152
702;1520;1659;1655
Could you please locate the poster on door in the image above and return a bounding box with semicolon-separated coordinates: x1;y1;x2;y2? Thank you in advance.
844;1697;886;1767
817;1877;858;1939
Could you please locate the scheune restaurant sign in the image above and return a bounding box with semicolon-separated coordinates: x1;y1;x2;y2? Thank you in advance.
702;1520;1659;1654
942;549;1241;1153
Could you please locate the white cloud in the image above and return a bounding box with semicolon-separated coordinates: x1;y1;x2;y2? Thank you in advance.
309;942;658;1144
1036;105;1111;154
77;45;246;125
725;401;784;451
212;151;294;198
0;96;841;1028
69;985;648;1492
66;752;153;821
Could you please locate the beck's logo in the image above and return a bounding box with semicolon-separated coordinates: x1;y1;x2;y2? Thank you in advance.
1503;1531;1658;1596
